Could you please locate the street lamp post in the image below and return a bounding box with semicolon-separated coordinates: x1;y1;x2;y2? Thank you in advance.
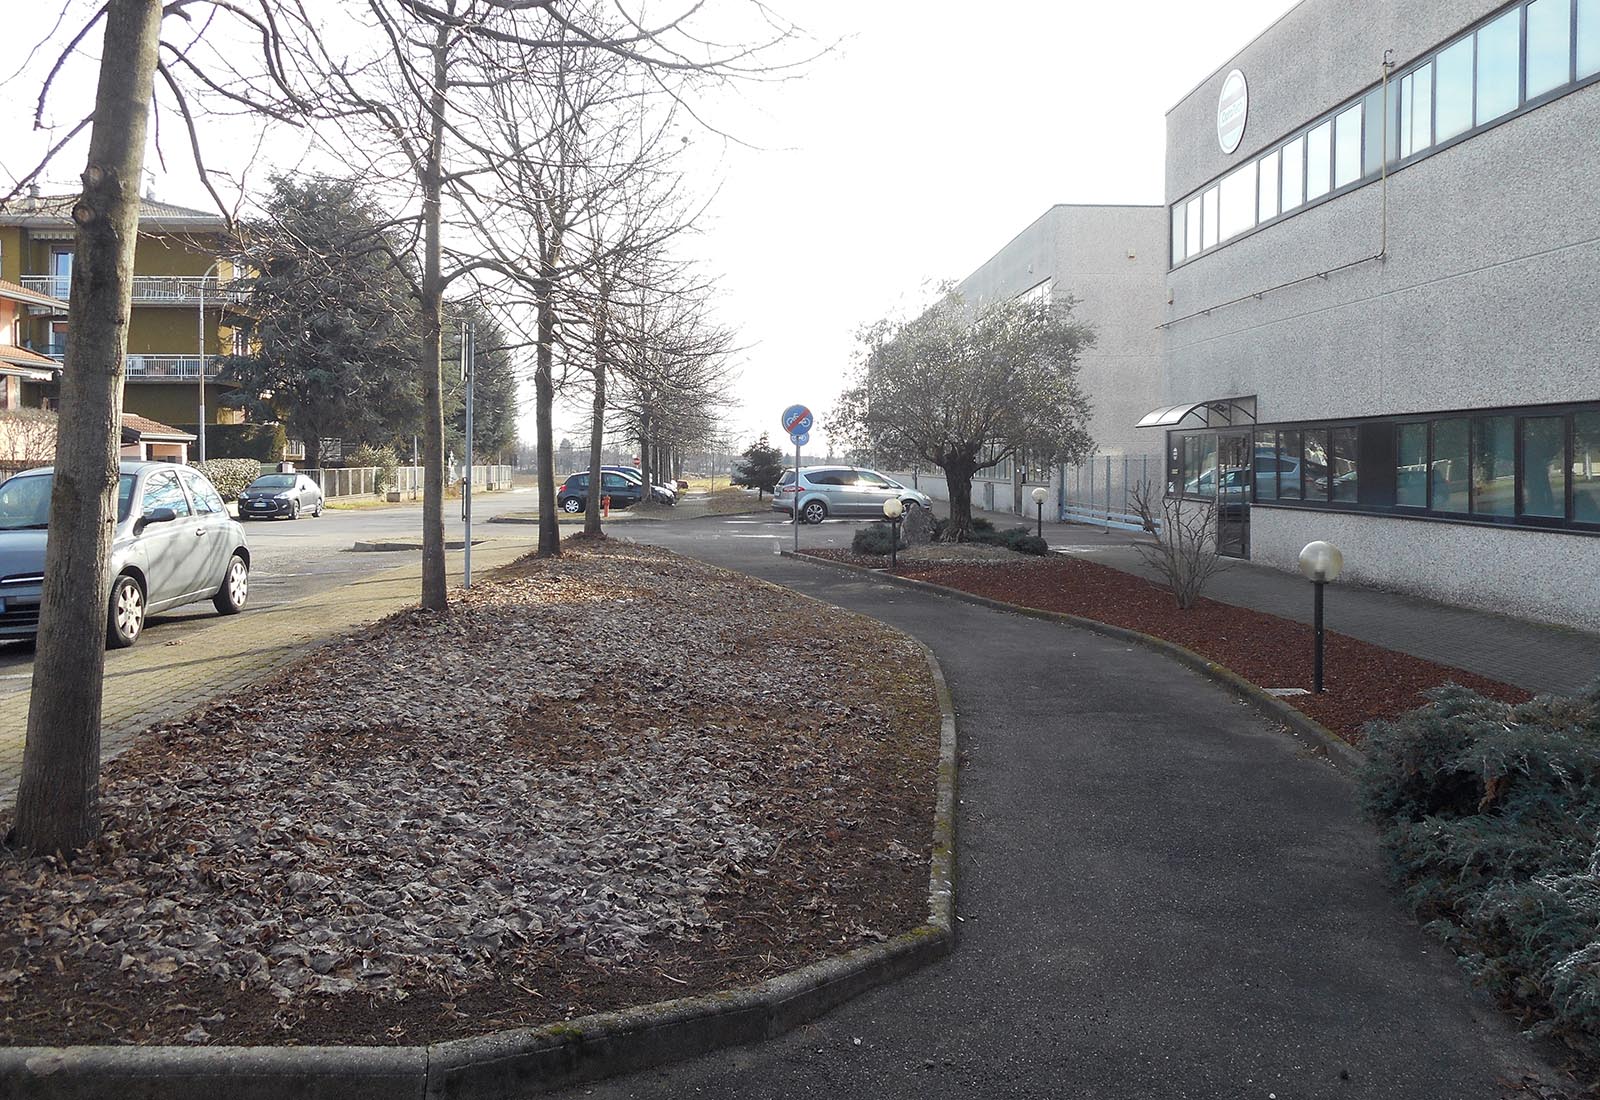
883;497;904;571
1031;485;1048;539
1298;541;1345;693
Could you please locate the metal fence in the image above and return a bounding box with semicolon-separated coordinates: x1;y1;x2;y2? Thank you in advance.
297;464;514;499
1058;453;1162;533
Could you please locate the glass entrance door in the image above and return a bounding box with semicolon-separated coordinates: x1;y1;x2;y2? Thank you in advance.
1216;431;1251;558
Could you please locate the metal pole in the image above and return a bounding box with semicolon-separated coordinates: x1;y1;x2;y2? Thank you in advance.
196;273;207;464
889;516;899;570
1313;579;1326;693
1037;501;1043;539
463;322;474;588
793;441;800;553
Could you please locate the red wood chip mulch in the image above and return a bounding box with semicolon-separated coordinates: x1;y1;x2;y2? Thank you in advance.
806;550;1527;746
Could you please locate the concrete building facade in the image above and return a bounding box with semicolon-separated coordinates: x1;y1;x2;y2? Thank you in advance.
911;204;1168;517
1157;0;1600;629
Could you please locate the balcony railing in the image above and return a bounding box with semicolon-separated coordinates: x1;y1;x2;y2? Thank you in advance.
45;353;222;380
20;275;240;306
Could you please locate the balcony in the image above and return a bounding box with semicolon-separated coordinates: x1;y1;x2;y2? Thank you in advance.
20;275;240;307
46;353;223;380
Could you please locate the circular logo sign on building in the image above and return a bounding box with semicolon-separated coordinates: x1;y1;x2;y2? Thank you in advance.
1216;69;1248;154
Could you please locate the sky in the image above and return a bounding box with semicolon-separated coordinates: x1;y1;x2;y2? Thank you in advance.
0;0;1298;458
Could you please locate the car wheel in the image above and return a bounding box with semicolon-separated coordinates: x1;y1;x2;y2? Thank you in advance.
213;554;249;615
106;574;145;648
900;499;920;514
801;500;827;525
290;500;301;520
561;497;583;513
313;499;323;517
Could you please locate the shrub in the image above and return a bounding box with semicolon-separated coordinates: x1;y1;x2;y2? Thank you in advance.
345;443;400;494
852;521;905;557
196;458;262;501
998;527;1049;556
1361;682;1600;1052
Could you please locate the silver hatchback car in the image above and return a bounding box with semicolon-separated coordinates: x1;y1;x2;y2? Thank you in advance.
0;461;251;647
772;465;934;525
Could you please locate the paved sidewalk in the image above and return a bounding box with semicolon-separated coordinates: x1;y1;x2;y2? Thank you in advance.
579;520;1570;1100
0;536;535;806
957;503;1600;697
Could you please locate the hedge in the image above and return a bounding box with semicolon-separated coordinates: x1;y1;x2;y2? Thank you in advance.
195;459;263;501
1362;682;1600;1055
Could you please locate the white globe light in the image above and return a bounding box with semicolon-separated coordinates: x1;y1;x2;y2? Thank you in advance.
1031;486;1048;505
883;498;904;519
1298;540;1344;583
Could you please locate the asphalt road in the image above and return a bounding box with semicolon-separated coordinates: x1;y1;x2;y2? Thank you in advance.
0;487;538;693
540;515;1569;1100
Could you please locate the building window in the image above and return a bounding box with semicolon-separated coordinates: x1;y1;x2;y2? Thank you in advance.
1361;86;1388;175
1255;435;1279;500
1172;205;1186;267
1331;427;1359;502
1185;195;1202;257
1278;430;1304;500
1400;63;1434;157
1527;0;1574;98
1305;120;1333;201
1522;416;1567;517
1472;415;1517;516
1333;103;1363;188
1583;0;1600;76
1281;135;1305;213
1432;418;1470;512
1201;187;1220;250
1435;36;1475;140
1398;424;1428;507
1477;8;1523;122
1575;411;1600;522
1303;429;1331;501
1257;149;1280;222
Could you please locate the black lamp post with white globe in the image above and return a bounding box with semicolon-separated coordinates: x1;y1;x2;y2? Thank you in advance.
1298;540;1344;693
883;497;904;571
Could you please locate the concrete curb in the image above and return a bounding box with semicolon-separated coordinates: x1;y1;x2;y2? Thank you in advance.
2;641;958;1100
783;549;1365;772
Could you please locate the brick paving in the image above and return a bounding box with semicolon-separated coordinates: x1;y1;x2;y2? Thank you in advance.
963;503;1600;697
0;537;535;807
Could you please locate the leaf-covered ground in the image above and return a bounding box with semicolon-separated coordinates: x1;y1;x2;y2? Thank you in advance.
0;539;940;1046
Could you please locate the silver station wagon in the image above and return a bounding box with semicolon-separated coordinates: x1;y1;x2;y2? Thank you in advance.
0;461;251;647
772;465;934;525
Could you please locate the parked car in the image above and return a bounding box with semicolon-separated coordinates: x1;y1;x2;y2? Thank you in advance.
772;466;934;524
557;471;646;513
601;465;677;505
238;472;325;520
0;461;251;647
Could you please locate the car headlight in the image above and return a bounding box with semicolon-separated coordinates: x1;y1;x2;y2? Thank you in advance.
275;492;294;499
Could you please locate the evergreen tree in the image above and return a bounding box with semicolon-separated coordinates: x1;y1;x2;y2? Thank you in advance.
734;432;786;499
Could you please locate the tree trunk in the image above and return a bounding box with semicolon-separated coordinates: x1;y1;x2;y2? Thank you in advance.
942;459;978;542
583;302;608;537
637;411;650;503
304;434;321;472
13;0;163;855
534;270;560;558
418;25;450;611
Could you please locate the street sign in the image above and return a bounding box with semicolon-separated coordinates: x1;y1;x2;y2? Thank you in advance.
781;404;813;435
790;430;810;447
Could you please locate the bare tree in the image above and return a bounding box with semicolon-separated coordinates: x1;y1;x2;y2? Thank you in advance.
11;0;164;854
1129;481;1228;610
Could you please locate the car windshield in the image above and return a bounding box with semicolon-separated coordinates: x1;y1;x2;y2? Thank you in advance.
0;473;136;529
248;474;296;489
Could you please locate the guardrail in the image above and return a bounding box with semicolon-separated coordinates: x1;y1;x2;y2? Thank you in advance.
20;275;239;306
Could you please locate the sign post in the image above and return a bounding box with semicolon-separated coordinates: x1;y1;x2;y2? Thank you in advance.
462;321;474;588
780;404;813;553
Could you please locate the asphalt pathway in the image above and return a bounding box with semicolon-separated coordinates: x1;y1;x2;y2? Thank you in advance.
553;515;1566;1100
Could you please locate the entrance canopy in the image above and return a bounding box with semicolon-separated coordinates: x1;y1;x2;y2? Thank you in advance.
1135;396;1257;430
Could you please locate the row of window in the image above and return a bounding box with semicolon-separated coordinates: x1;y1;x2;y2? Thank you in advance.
1168;405;1600;530
1172;0;1600;266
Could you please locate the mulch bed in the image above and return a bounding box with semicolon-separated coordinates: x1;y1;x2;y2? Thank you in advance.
0;540;940;1047
804;548;1527;746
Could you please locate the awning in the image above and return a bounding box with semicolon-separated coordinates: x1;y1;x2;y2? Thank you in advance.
0;345;62;381
1135;396;1257;430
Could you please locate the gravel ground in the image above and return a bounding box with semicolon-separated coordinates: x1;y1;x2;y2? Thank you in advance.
0;539;940;1046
